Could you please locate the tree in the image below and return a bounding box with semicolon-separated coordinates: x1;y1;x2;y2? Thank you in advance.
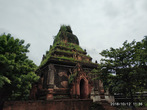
98;37;147;109
0;33;39;110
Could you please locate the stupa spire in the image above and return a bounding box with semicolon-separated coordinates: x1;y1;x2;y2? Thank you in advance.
53;25;79;45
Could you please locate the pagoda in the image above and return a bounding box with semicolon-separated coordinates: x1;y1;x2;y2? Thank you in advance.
30;25;106;101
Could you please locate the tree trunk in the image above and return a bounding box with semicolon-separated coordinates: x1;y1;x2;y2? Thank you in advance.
0;87;11;110
130;89;136;110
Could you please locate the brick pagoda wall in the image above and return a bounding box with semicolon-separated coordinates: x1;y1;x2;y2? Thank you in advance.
3;99;92;110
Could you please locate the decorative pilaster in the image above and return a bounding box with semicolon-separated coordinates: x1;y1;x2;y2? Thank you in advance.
47;64;55;88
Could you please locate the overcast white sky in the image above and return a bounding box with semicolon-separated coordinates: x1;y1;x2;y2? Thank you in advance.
0;0;147;66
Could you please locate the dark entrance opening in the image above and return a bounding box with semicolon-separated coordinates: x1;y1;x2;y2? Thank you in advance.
80;79;86;99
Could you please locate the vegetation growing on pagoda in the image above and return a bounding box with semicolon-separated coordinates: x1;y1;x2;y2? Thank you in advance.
53;25;79;45
39;42;92;68
54;41;84;52
68;72;78;84
39;25;93;68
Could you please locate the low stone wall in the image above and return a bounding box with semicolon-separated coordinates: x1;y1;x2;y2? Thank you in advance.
3;99;93;110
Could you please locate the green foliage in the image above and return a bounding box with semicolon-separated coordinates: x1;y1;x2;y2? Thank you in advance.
96;37;147;105
39;41;87;68
0;75;11;88
53;31;61;45
60;25;67;32
53;25;79;45
68;72;77;84
39;25;92;68
39;44;55;67
0;33;39;101
56;48;75;54
10;72;39;100
65;42;83;51
56;56;75;61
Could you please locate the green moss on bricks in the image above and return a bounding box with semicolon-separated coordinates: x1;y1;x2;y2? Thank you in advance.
53;31;61;45
53;25;79;45
39;41;92;68
38;25;93;69
54;56;76;61
68;72;77;84
60;25;67;32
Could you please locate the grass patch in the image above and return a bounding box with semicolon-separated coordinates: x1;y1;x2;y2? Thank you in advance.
68;72;77;84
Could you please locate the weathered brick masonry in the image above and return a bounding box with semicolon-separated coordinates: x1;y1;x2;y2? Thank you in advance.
3;99;92;110
3;25;115;110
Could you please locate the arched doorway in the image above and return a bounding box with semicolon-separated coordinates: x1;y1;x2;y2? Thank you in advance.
80;79;86;99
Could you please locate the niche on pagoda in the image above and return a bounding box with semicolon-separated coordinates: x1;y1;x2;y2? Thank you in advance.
70;63;93;99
